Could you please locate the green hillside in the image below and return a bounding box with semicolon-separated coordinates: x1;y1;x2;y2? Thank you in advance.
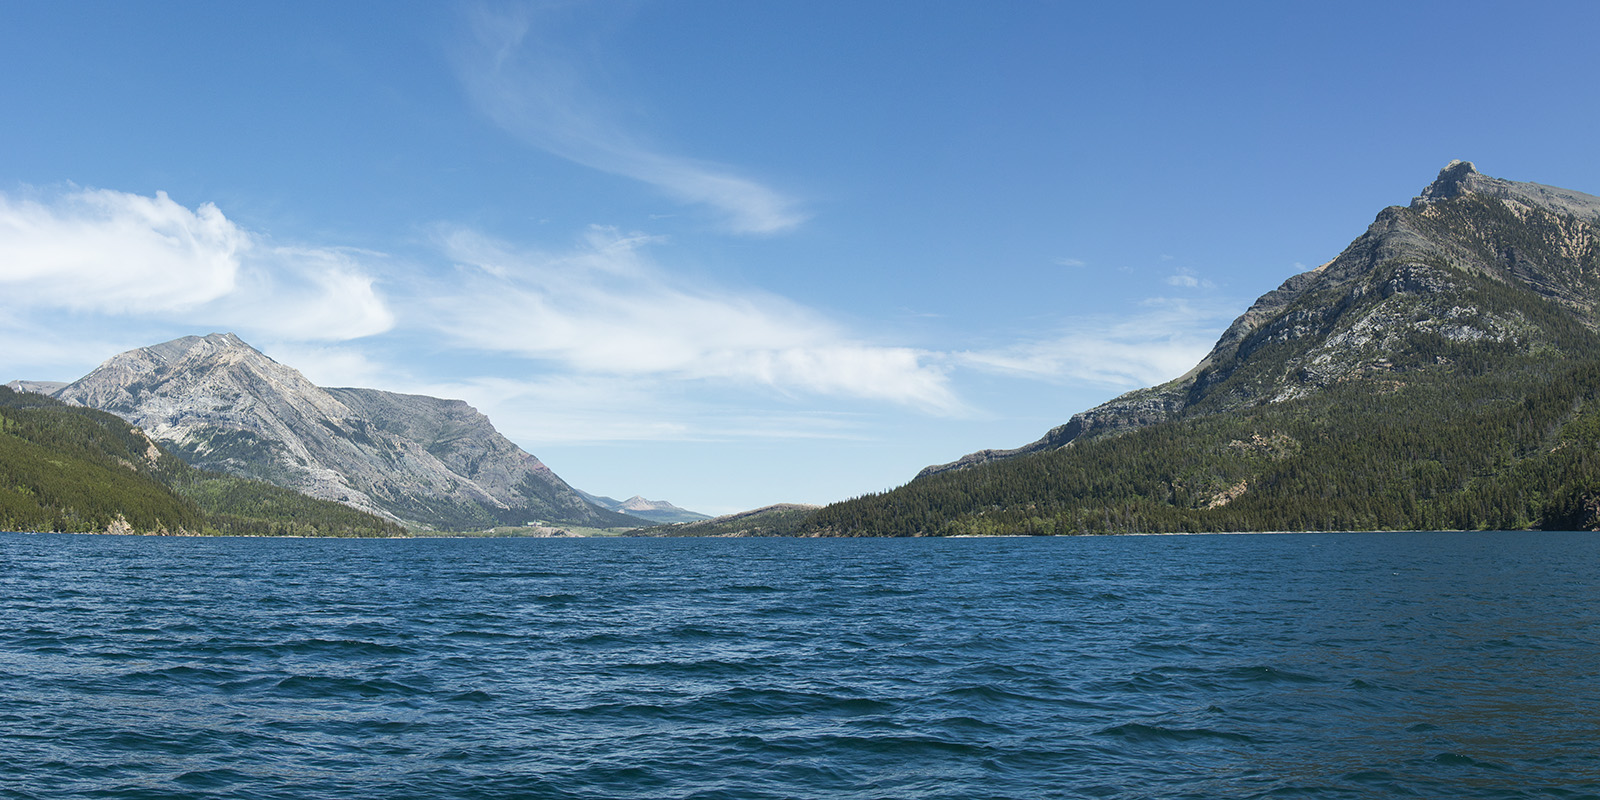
0;387;405;537
806;354;1600;535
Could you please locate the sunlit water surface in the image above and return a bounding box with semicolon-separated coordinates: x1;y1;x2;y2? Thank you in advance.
2;531;1597;799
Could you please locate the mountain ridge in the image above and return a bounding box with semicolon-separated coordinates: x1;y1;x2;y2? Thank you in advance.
579;491;711;524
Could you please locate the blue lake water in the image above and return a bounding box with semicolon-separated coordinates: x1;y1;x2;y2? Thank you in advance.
1;530;1597;799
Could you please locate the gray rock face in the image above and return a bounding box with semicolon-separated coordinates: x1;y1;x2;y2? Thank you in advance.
921;161;1600;478
51;333;638;530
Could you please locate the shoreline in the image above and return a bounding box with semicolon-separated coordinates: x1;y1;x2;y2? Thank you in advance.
3;527;1571;540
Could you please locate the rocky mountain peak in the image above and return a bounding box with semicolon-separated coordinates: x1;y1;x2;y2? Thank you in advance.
1410;161;1600;224
138;332;264;371
1415;159;1480;203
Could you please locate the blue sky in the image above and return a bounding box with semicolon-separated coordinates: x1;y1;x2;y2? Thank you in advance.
4;1;1600;515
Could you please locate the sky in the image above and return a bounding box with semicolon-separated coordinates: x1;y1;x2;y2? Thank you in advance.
4;1;1600;516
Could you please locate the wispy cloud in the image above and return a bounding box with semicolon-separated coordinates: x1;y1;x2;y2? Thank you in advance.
1164;266;1214;289
426;225;960;413
216;246;394;341
406;374;872;445
0;187;394;342
959;298;1236;388
455;3;805;235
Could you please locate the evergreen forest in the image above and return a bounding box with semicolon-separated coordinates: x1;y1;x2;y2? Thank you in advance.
805;351;1600;536
0;387;404;537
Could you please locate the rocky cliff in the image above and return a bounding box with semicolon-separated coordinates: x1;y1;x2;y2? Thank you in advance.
50;334;641;530
921;161;1600;477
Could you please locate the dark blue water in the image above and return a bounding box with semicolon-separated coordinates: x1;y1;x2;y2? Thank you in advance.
2;531;1598;799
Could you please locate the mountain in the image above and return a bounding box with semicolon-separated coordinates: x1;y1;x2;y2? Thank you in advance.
46;333;643;531
922;161;1600;478
580;492;711;524
808;162;1600;535
0;386;403;537
638;504;820;537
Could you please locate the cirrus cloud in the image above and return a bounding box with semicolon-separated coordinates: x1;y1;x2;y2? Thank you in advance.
428;225;960;413
958;298;1235;388
456;3;806;235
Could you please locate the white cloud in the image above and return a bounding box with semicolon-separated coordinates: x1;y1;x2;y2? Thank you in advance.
217;247;395;341
1164;266;1213;289
1054;257;1087;267
959;298;1236;388
0;187;394;343
0;188;245;313
455;4;805;235
427;225;960;414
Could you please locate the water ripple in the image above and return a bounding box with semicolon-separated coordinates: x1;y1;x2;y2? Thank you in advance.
2;531;1599;799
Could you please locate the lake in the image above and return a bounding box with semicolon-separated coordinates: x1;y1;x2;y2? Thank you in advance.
1;531;1597;799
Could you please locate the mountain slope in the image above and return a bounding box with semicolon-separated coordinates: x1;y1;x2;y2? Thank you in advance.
812;162;1600;535
0;387;403;537
50;334;642;531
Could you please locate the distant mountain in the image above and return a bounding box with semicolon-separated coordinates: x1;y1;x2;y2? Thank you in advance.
5;380;67;395
45;333;644;531
639;504;820;537
0;386;403;537
809;162;1600;535
580;492;710;524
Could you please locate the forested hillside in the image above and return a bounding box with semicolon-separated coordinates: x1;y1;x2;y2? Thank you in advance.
0;388;405;537
806;354;1600;535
